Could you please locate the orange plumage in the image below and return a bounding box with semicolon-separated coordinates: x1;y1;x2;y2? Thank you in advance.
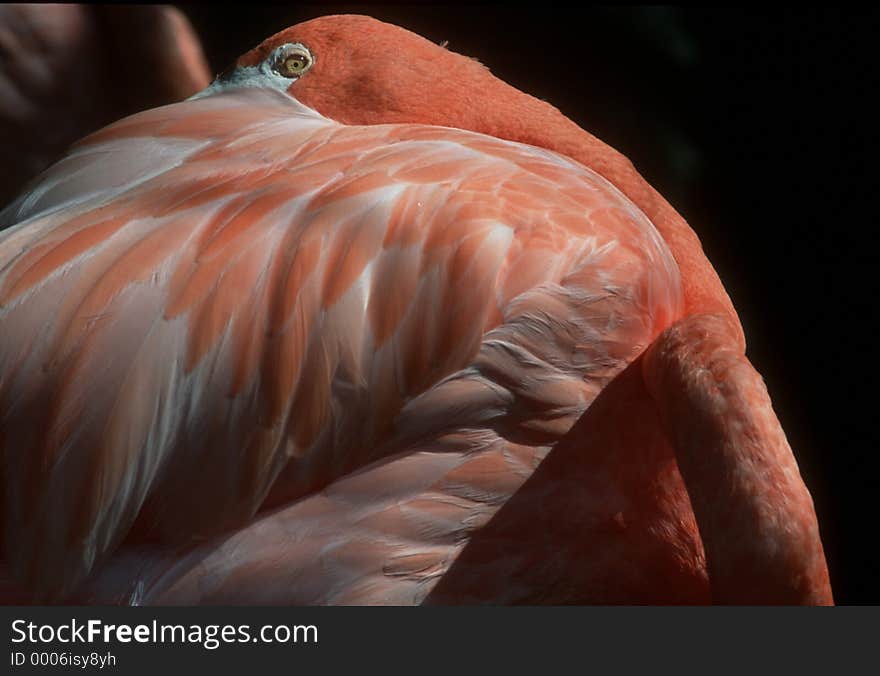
0;15;831;604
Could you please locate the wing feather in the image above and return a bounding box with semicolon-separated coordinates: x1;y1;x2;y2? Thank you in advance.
0;86;683;597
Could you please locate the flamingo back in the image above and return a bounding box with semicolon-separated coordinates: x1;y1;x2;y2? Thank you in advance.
0;87;684;600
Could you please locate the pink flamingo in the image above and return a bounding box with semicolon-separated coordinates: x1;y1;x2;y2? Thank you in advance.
0;3;210;206
0;15;832;604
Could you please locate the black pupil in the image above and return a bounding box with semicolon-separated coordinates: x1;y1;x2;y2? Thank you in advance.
274;51;309;78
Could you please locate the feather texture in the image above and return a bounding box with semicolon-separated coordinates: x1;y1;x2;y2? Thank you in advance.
0;87;682;598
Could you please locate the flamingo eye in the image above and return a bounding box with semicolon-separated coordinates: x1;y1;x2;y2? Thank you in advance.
272;47;313;78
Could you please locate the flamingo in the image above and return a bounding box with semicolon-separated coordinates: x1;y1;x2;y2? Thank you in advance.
0;14;832;605
0;3;210;207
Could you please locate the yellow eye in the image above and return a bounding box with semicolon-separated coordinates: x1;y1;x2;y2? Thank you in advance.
274;50;312;78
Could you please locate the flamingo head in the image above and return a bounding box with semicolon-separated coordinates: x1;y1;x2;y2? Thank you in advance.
217;14;574;144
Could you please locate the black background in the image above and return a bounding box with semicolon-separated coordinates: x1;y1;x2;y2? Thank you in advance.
176;4;876;604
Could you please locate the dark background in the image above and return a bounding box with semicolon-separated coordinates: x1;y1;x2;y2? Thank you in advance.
177;5;875;604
